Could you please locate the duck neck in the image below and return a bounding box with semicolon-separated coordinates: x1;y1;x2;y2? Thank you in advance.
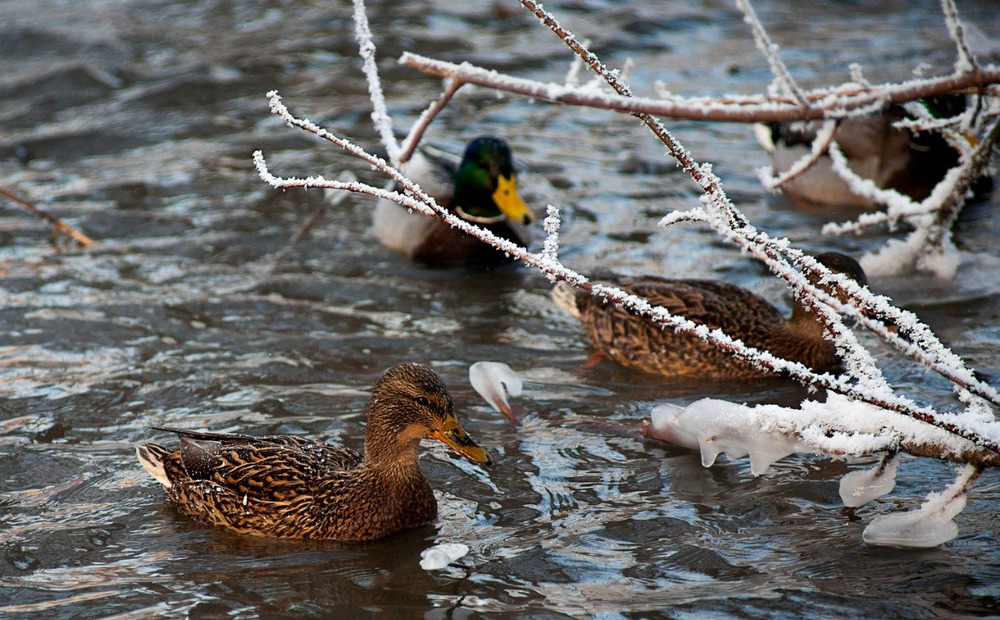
363;426;424;474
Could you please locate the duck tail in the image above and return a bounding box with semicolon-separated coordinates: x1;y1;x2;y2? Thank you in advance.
136;443;173;489
551;281;582;320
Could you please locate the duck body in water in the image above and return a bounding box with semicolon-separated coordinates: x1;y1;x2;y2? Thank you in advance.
137;364;492;541
372;136;535;266
552;253;870;380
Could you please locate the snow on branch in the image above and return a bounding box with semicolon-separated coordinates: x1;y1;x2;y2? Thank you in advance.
940;0;977;74
825;115;1000;279
400;53;1000;124
352;0;399;163
735;0;807;106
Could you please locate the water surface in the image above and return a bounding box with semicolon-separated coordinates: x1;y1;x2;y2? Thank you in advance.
1;0;999;617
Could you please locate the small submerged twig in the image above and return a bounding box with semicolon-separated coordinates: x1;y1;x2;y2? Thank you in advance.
0;186;93;248
272;170;358;264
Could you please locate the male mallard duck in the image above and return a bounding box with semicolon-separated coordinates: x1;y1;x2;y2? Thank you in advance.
136;363;492;541
552;252;869;380
756;98;992;209
372;136;536;266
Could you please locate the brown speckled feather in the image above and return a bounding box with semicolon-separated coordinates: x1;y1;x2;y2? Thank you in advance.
554;254;867;380
137;363;492;541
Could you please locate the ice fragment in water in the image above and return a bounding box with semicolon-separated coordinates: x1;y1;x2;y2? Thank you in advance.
862;466;974;548
839;454;899;508
469;361;522;425
646;399;800;476
419;542;470;570
862;504;961;548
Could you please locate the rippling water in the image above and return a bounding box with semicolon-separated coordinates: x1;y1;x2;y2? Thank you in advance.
2;0;999;617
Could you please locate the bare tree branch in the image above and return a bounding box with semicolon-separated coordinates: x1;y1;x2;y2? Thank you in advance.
0;186;93;249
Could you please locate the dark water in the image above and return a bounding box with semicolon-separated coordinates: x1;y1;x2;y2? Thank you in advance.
2;0;999;617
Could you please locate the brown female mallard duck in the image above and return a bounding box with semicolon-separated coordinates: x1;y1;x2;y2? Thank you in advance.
552;252;870;380
372;136;536;266
136;363;492;541
756;98;992;209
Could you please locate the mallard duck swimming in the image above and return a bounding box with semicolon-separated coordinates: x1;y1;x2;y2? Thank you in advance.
756;98;992;209
372;136;536;266
136;363;493;541
552;252;869;380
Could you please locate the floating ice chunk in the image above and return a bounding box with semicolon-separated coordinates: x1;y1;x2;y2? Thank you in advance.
469;362;523;426
862;503;961;548
646;399;802;476
647;404;700;451
419;542;470;570
862;465;975;548
839;453;899;508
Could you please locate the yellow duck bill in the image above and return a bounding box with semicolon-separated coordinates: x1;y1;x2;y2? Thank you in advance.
433;415;493;466
492;175;534;225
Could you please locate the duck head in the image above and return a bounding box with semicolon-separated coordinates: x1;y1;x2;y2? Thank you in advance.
453;137;535;225
366;363;493;467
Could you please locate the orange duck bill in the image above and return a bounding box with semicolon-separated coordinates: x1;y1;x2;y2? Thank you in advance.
432;414;493;466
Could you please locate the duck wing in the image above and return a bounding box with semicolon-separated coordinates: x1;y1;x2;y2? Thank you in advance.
150;427;362;505
623;276;785;337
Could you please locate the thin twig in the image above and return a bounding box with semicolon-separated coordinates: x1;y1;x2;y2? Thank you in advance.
735;0;808;107
761;119;839;190
352;0;399;162
255;90;1000;458
398;78;464;164
940;0;977;74
0;186;93;248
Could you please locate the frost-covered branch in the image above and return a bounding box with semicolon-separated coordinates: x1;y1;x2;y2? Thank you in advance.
401;52;1000;124
255;91;1000;443
735;0;807;106
352;0;399;163
759;120;838;190
824;115;1000;279
940;0;977;74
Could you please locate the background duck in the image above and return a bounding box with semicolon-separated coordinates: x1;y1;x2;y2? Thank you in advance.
136;363;493;541
756;98;993;210
552;252;870;380
372;136;535;266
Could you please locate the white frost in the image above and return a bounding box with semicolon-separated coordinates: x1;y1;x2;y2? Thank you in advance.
419;542;470;570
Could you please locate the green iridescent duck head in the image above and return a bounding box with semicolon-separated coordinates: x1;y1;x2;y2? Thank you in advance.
453;137;535;225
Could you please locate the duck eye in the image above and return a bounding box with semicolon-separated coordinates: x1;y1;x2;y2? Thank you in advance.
415;396;430;407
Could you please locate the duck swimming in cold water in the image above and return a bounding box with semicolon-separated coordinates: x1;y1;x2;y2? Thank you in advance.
756;98;992;210
136;363;492;541
372;136;536;266
551;252;871;380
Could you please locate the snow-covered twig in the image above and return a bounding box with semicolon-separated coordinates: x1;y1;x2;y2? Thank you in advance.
254;91;1000;445
824;115;1000;280
352;0;399;163
397;78;463;165
940;0;977;74
759;120;838;190
735;0;807;107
